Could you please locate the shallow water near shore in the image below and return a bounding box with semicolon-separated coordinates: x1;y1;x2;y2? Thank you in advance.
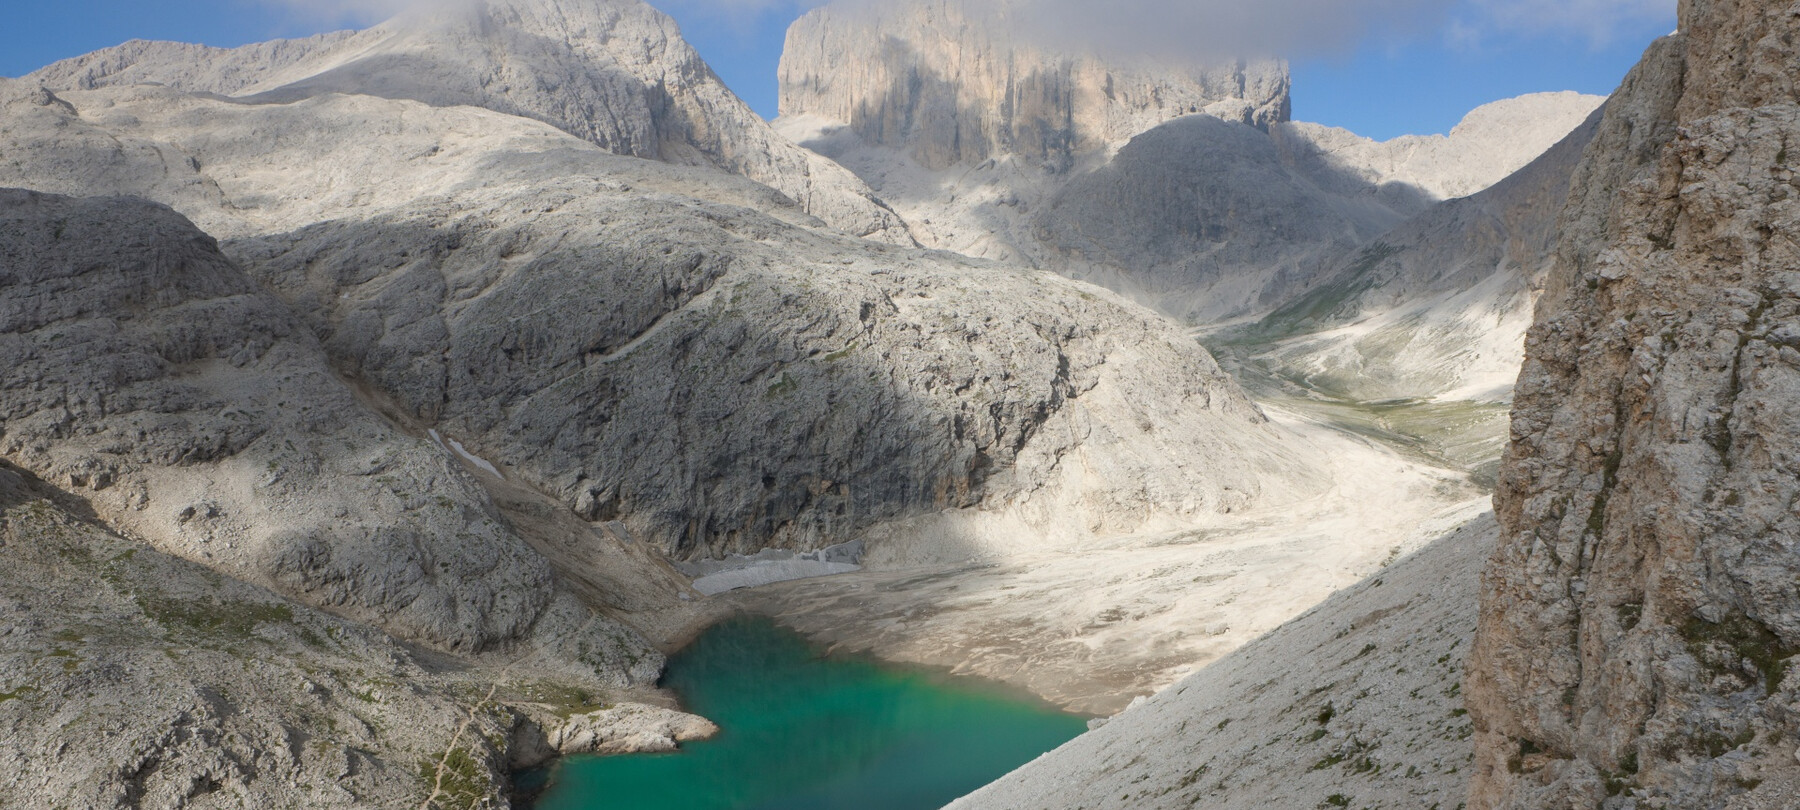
523;615;1088;810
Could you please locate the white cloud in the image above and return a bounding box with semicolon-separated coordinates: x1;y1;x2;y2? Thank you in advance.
252;0;450;26
249;0;1680;58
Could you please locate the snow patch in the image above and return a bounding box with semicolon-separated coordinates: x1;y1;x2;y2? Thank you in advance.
428;429;503;479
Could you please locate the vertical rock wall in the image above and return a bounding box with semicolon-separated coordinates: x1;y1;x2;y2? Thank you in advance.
1469;2;1800;806
778;0;1289;171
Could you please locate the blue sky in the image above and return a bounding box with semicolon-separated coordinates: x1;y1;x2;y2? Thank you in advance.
1;0;1674;141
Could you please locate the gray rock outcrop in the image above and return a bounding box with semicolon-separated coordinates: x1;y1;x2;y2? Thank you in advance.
0;73;1312;568
546;703;719;756
0;188;659;681
948;514;1498;810
27;0;914;245
1468;2;1800;806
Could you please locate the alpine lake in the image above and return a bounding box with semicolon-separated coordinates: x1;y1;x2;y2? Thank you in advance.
520;616;1089;810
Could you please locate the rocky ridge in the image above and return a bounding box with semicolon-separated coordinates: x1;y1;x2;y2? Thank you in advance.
0;188;660;674
0;189;722;807
1223;103;1605;407
1468;2;1800;806
1273;92;1606;203
28;0;914;244
0;74;1318;568
778;0;1290;172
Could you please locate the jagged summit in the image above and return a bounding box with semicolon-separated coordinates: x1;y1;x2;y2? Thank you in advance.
28;0;915;243
779;0;1290;172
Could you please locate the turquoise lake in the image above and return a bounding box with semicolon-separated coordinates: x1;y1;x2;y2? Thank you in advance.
523;616;1088;810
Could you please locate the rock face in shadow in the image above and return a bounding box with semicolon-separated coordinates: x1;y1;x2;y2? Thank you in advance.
1468;4;1800;806
1031;114;1405;320
27;0;914;245
1229;105;1605;404
0;188;661;682
778;0;1289;173
0;52;1312;568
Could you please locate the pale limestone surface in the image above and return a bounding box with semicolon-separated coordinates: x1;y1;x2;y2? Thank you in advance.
0;188;710;806
1226;104;1605;406
778;0;1289;172
27;0;914;245
0;77;1319;568
0;461;483;807
1468;2;1800;806
1273;92;1607;203
545;703;719;756
738;412;1487;715
949;514;1498;810
0;189;659;678
0;1;1432;767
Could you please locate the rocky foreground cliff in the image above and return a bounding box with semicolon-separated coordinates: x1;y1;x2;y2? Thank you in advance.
1467;0;1800;805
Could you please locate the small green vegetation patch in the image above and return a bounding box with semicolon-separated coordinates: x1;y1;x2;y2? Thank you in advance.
419;746;492;809
141;593;295;638
509;680;613;719
1681;612;1797;695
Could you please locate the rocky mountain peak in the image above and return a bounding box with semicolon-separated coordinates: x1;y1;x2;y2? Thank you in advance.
778;0;1290;172
27;0;916;244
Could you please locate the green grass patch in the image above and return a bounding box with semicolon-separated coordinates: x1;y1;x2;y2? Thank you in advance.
1681;612;1796;695
140;593;294;639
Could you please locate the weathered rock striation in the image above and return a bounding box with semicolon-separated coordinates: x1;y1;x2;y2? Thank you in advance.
0;190;736;806
28;0;914;244
0;459;478;807
0;39;1312;566
1468;3;1800;806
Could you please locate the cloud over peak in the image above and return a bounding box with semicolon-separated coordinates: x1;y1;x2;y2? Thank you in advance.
252;0;1678;59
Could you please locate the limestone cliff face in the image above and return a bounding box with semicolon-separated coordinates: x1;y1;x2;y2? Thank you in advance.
27;0;914;244
1468;2;1800;806
0;70;1309;567
778;0;1289;172
0;188;663;680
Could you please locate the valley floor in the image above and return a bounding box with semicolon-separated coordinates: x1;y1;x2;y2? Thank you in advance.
949;513;1495;810
735;403;1491;715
